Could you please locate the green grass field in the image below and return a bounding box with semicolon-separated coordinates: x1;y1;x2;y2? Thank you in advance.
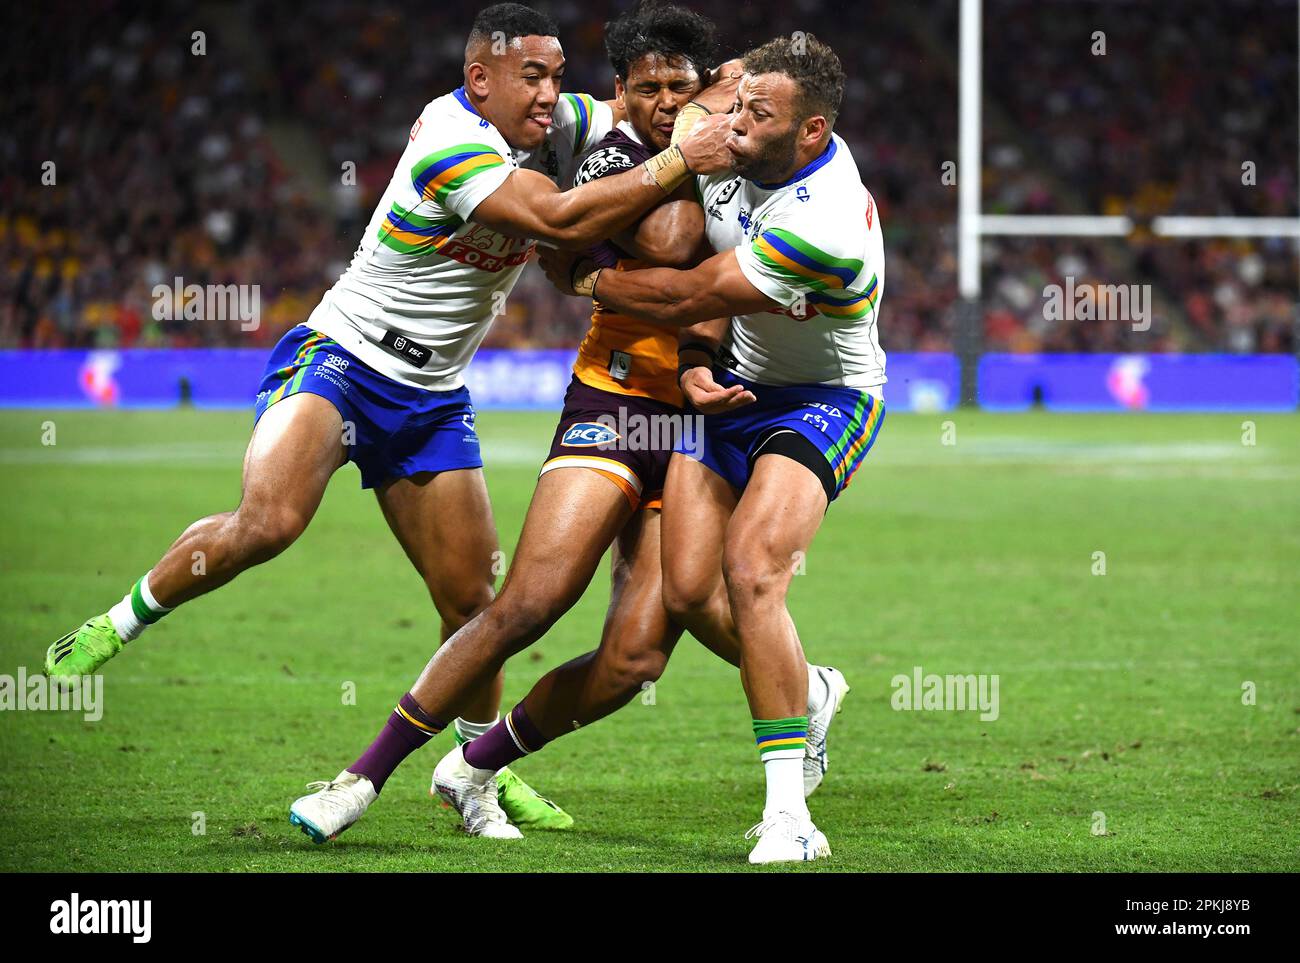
1;408;1297;872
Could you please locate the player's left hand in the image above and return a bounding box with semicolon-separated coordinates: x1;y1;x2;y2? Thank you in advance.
696;59;744;114
538;248;587;296
681;366;757;413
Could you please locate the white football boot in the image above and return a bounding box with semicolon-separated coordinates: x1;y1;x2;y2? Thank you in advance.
431;745;523;839
289;770;377;843
804;665;851;797
745;810;831;864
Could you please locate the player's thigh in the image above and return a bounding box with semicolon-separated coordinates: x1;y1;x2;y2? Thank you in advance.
499;467;633;612
661;452;738;605
239;392;347;531
722;451;827;597
375;467;499;617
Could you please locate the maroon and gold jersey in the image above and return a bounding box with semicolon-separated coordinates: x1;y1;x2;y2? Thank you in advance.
570;123;683;407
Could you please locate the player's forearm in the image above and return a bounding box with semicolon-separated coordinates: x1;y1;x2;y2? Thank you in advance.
677;318;729;373
678;317;729;354
539;150;694;248
594;265;722;327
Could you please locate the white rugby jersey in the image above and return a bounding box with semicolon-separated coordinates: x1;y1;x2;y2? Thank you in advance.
698;133;886;390
307;88;613;391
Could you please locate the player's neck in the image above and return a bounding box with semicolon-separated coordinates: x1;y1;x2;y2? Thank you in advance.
757;133;833;190
785;133;832;180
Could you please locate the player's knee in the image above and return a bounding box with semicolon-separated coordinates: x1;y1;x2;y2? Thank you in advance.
435;579;495;632
484;586;569;648
721;544;790;605
233;504;309;562
604;646;669;700
661;570;714;622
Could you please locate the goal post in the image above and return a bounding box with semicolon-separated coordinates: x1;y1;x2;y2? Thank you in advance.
955;0;1300;407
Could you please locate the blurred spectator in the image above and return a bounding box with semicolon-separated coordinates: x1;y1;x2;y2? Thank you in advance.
1;0;1294;354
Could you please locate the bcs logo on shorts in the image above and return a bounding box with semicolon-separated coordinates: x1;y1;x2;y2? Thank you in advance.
561;422;620;448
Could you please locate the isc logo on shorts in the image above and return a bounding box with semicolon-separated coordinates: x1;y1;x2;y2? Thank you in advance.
561;422;620;447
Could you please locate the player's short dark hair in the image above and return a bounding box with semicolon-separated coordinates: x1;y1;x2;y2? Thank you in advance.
743;33;845;126
467;3;559;49
604;0;719;82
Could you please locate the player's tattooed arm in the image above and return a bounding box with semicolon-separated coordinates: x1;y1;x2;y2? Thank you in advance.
468;115;731;248
539;247;776;325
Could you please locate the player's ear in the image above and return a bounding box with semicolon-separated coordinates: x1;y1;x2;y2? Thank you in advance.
614;75;626;110
466;61;490;98
802;115;827;147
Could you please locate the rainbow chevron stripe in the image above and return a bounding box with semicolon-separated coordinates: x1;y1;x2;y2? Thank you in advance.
753;716;809;760
378;201;462;255
827;392;886;490
806;274;880;319
411;143;506;206
561;93;596;153
266;330;334;407
752;228;864;293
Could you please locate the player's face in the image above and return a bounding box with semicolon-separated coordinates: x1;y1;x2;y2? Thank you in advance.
617;54;703;151
726;73;801;183
473;35;565;150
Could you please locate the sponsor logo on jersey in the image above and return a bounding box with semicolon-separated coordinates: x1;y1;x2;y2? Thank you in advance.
574;146;635;185
438;224;534;272
609;350;632;381
322;353;350;373
796;184;811;203
561;422;621;447
409;118;423;141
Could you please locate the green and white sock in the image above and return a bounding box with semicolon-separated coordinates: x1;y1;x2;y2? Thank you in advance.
454;715;500;746
754;716;810;818
107;573;173;642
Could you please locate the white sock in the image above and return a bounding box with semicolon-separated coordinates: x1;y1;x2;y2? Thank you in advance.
763;755;809;820
805;663;827;714
107;572;172;642
455;715;499;746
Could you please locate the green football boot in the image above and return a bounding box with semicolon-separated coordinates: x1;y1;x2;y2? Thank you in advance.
495;766;574;830
44;614;124;678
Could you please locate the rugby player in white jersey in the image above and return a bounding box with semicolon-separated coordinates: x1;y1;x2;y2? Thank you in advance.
41;2;732;836
540;33;887;863
287;3;849;851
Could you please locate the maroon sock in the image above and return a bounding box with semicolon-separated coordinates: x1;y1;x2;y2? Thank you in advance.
462;702;549;771
349;693;446;792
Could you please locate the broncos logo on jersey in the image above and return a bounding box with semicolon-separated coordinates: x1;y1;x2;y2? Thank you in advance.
573;146;636;186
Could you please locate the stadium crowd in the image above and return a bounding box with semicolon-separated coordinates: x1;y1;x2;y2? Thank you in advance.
2;0;1295;353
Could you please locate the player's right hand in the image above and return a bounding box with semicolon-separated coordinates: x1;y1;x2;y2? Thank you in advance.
677;114;733;175
681;366;757;414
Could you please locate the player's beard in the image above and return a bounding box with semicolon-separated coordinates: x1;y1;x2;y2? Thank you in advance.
732;125;800;184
